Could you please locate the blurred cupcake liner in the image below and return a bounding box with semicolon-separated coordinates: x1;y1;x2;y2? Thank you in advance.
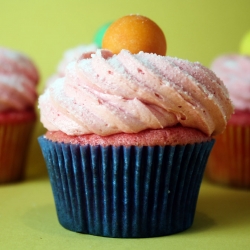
38;136;214;238
0;120;35;183
206;125;250;188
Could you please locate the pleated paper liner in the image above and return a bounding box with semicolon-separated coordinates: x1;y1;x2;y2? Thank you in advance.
206;125;250;188
0;121;35;183
38;136;214;238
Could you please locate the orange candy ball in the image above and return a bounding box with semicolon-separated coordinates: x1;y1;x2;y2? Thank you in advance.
102;15;167;56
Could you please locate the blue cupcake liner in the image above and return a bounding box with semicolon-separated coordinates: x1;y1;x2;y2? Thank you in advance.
38;136;214;238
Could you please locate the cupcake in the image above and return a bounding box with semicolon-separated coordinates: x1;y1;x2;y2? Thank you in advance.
38;15;233;237
0;47;39;183
206;54;250;188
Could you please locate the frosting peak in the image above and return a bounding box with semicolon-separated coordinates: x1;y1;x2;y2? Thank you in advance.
39;49;233;136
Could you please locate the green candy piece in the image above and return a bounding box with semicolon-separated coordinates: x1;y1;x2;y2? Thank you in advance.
94;22;113;48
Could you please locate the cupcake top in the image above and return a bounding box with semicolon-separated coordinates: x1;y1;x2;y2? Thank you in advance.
39;49;233;137
46;44;98;88
211;54;250;111
0;47;39;112
39;14;233;137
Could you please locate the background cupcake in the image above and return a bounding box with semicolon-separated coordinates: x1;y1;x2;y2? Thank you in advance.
45;43;98;88
38;15;233;237
0;47;39;183
45;22;112;89
206;54;250;188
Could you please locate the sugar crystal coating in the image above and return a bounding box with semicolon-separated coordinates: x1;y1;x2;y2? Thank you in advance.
39;49;233;137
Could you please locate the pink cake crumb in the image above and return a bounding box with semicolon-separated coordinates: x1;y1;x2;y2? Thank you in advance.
45;126;211;147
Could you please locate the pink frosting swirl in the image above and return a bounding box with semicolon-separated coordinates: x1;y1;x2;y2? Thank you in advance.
211;54;250;111
39;49;233;136
0;47;39;112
